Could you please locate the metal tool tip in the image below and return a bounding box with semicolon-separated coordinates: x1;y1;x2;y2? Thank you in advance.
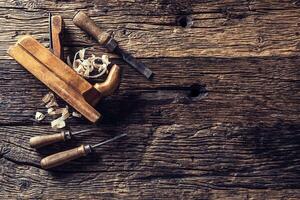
91;133;127;148
145;69;154;80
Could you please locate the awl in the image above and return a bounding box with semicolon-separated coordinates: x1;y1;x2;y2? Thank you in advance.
29;128;96;148
41;133;127;169
73;11;153;79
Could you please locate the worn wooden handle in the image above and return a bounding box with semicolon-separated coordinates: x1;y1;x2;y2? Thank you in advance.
30;133;65;148
51;15;64;59
94;64;121;96
41;145;90;169
83;64;121;107
73;11;110;45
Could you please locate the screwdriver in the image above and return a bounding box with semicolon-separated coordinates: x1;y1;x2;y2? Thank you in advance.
40;133;127;169
29;128;96;148
73;11;153;79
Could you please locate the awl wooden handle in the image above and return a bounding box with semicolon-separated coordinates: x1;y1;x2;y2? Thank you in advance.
73;11;110;45
30;133;66;148
41;145;92;169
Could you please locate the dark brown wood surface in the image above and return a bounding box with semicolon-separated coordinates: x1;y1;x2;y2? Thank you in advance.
0;0;299;199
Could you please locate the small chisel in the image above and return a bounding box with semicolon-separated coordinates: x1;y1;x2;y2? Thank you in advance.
73;11;153;79
40;133;127;169
29;128;96;148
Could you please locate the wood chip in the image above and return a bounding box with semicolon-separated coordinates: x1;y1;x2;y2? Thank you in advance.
42;92;55;104
45;98;59;108
39;92;72;129
72;111;82;118
60;106;70;120
51;117;66;129
47;107;55;115
35;112;45;121
48;107;68;116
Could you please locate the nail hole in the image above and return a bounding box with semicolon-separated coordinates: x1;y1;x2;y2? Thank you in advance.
103;7;109;14
189;84;207;98
176;15;193;28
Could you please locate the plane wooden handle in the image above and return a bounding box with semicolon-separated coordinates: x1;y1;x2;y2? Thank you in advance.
94;64;121;97
51;15;64;59
41;145;91;169
30;133;65;148
73;11;110;45
83;64;121;107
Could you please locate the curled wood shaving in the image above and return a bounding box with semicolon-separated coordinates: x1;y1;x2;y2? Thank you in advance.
68;48;110;78
35;112;45;121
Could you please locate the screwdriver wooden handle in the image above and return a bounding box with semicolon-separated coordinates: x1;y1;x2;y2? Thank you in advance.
73;11;110;45
41;145;92;169
30;132;66;148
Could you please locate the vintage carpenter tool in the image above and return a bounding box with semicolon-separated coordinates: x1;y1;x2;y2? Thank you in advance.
40;133;127;169
7;36;121;123
73;11;153;79
49;13;64;59
29;128;97;148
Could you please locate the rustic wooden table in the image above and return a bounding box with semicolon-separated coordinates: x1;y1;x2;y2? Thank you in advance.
0;0;299;199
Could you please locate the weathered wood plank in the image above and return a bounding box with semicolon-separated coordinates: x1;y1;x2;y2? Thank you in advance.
0;0;300;59
0;1;299;199
0;123;299;199
0;57;298;125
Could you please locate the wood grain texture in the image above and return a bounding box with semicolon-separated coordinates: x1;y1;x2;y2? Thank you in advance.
0;0;299;199
0;124;299;199
0;0;300;59
0;57;298;125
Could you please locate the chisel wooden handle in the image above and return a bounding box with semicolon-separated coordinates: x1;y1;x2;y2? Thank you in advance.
41;145;92;169
73;11;110;45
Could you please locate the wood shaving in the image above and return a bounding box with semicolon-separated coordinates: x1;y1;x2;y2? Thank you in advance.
67;56;72;67
72;111;82;118
68;48;110;78
60;106;70;120
42;92;55;104
35;112;45;121
48;107;64;116
51;106;69;129
45;98;59;108
36;92;73;129
51;117;66;129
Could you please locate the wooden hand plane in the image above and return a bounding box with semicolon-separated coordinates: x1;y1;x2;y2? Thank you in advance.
7;36;121;123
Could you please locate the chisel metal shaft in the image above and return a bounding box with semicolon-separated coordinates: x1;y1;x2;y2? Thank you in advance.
40;133;127;169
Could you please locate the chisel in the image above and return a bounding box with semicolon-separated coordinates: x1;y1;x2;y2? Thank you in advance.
29;128;96;148
40;133;127;169
73;11;153;79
